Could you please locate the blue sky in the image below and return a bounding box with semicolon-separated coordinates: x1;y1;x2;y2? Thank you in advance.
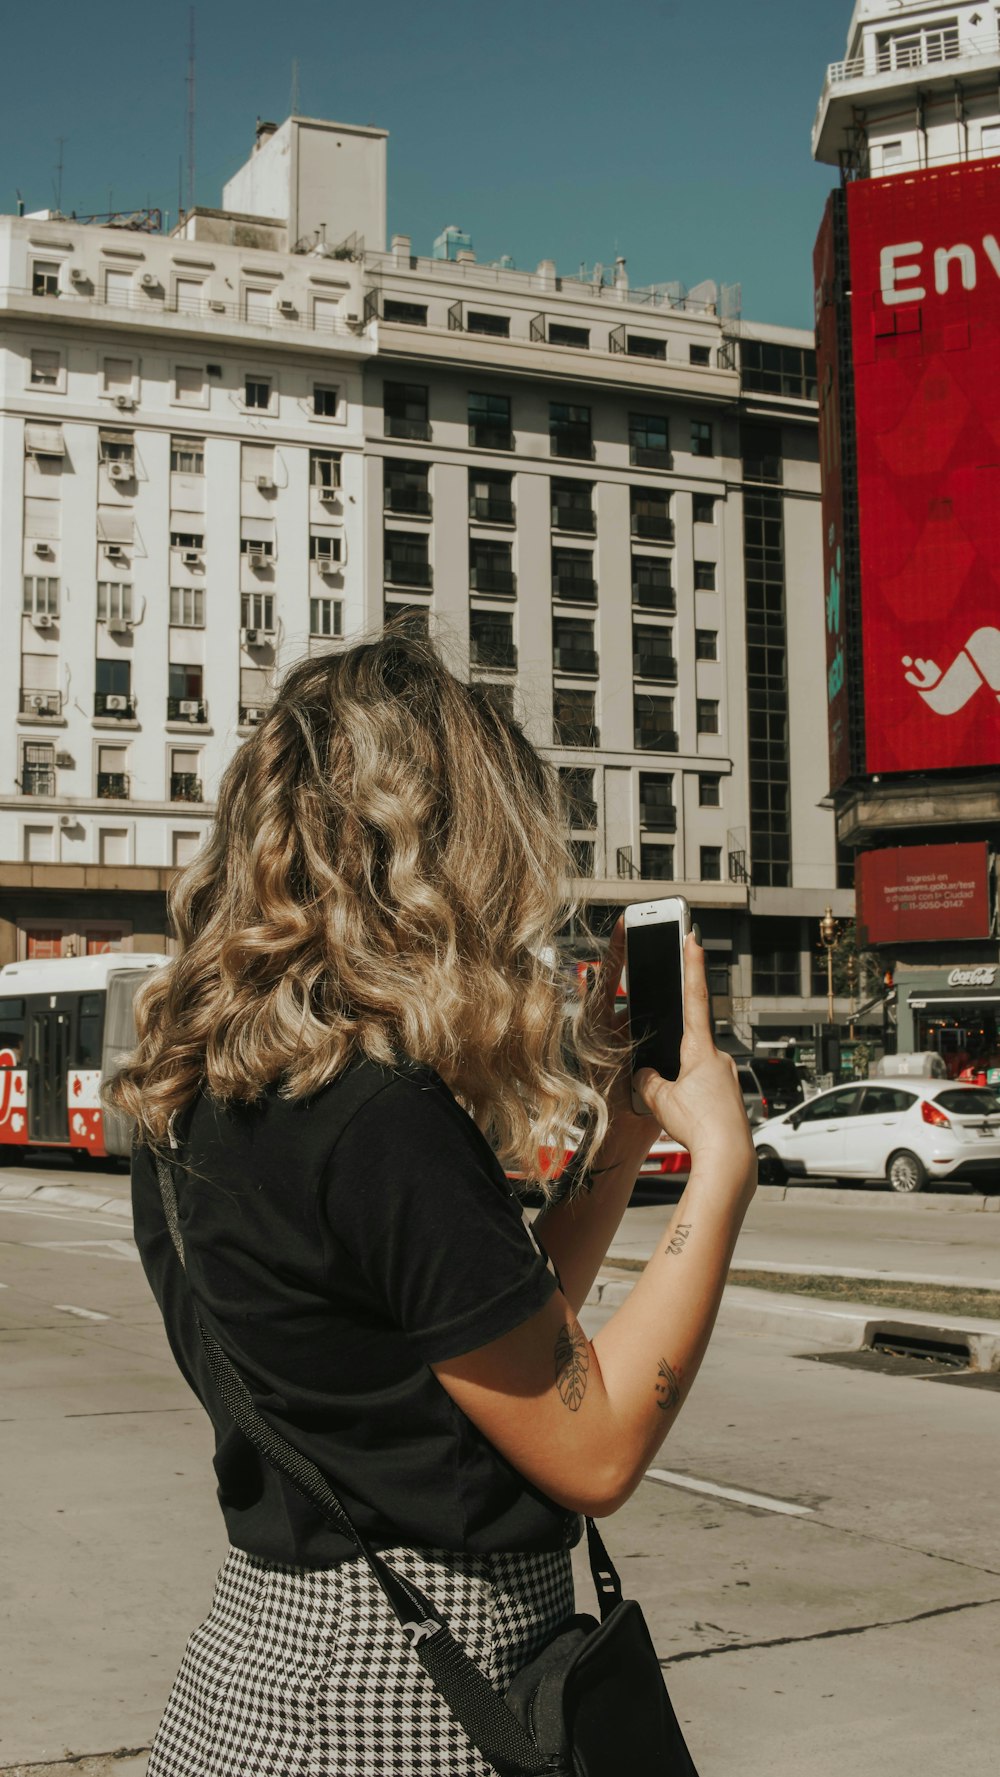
0;0;850;328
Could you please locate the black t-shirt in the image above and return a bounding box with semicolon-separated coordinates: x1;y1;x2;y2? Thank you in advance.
132;1057;580;1566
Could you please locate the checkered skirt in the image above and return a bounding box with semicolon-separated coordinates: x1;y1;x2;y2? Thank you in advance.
147;1541;575;1776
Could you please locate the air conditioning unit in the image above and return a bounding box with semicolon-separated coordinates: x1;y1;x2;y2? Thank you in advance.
247;548;267;568
208;299;226;313
241;627;260;645
55;751;73;768
243;707;262;723
114;395;136;411
68;266;88;285
105;544;125;560
318;485;339;503
29;694;58;714
107;617;132;635
276;298;296;316
178;699;202;717
104;694;128;712
34;613;55;629
140;272;159;290
181;549;202;567
59;813;74;828
33;542;53;557
107;461;131;482
255;475;276;492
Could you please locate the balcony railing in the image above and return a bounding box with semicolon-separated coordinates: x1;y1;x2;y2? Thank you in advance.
633;652;678;683
550;429;595;461
640;803;678;833
469;423;514;451
553;647;599;676
16;282;366;339
551;505;596;534
470;639;517;671
384;415;431;441
552;575;597;603
634;727;679;752
825;36;964;89
554;722;600;749
385;559;433;588
384;486;432;515
19;688;63;718
629;444;670;469
94;692;136;719
632;582;675;611
20;767;55;796
170;773;203;802
469;496;515;524
470;565;515;595
631;512;674;542
167;696;207;723
97;772;129;799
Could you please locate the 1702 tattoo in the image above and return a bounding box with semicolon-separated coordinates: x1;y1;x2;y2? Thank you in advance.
665;1222;691;1257
654;1357;681;1412
554;1322;590;1412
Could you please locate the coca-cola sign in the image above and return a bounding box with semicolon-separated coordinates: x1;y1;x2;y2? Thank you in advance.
946;965;998;988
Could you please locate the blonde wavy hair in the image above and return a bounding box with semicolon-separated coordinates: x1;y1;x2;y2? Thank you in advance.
106;630;618;1193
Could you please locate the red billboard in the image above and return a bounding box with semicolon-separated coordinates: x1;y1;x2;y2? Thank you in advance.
848;160;1000;775
856;842;992;946
814;195;851;789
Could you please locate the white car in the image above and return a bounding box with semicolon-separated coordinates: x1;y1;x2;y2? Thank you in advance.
753;1078;1000;1193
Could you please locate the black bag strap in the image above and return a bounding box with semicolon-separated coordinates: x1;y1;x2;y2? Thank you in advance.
153;1149;624;1777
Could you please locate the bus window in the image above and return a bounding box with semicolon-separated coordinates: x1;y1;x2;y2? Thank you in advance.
0;997;25;1066
76;992;105;1069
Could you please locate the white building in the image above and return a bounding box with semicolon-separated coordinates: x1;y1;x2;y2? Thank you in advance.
0;114;852;1051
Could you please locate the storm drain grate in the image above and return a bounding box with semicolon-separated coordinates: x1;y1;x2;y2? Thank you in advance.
869;1330;969;1367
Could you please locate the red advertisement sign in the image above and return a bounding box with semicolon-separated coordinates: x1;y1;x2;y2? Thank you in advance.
814;196;851;790
856;842;992;945
847;160;1000;774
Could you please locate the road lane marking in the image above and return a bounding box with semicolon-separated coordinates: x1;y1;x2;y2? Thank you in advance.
645;1467;814;1517
54;1304;110;1321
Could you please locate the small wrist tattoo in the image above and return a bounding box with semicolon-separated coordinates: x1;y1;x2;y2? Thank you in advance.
654;1357;681;1413
665;1222;692;1258
555;1322;590;1412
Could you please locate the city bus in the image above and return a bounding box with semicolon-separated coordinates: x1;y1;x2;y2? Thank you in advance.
0;953;167;1162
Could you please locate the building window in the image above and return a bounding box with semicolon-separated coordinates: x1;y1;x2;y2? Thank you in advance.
699;773;722;807
693;494;717;524
173;365;205;405
980;125;1000;158
836;841;855;890
170;586;205;627
751;919;801;997
469;609;516;670
634;695;676;752
627;334;667;360
240;535;275;561
385;460;431;516
313;383;339;418
697;698;719;735
312;451;341;490
174;277;204;314
243;443;275;486
96;582;134;623
32;261;60;297
20;741;55;796
385;381;430;441
639;773;675;831
741;342;818;402
96;743;129;800
467;310;509;337
469;469;514;524
103;269;132;308
95;657;133;718
631;556;673;611
691;420;714;458
99;429;134;467
383;299;427;326
552;548;596;603
569;840;595;878
744;476;790;888
476;682;515;722
30;349;61;388
551;479;595;533
468;391;512;450
102;356;135;398
694;560;717;591
559;767;596;829
244;376;271;411
470;539;515;596
170;436;204;474
385;530;431;588
629;413;669;468
310;596;343;638
172;831;201;867
384;600;430;639
171;529;205;551
241;592;275;632
695;629;718;661
23;576;60;617
167;664;204;721
640;844;674;880
700;845;722;882
548;322;589;349
310;533;344;567
550;402;593;460
630;488;672;542
689;344;712;367
553;615;597;676
743;423;783;484
554;688;598;748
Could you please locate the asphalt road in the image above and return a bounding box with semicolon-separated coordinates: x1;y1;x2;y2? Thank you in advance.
2;1176;998;1775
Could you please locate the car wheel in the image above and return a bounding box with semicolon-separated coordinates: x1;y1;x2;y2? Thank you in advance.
886;1149;927;1194
756;1145;785;1185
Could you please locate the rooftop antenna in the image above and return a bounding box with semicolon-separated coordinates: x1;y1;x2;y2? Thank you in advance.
290;57;300;116
53;136;66;212
185;6;196;214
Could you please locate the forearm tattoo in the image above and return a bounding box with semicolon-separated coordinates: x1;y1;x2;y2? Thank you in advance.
665;1222;691;1258
654;1357;682;1413
554;1322;590;1412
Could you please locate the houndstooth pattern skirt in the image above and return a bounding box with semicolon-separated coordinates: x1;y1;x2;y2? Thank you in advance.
147;1541;575;1776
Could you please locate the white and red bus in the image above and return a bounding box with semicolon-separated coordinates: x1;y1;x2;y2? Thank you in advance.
0;953;167;1162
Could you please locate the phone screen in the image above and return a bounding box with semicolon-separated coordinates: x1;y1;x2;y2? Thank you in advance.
627;918;684;1083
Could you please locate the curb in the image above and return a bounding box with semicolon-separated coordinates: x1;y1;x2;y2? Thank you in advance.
755;1182;1000;1212
585;1275;1000;1371
0;1180;132;1219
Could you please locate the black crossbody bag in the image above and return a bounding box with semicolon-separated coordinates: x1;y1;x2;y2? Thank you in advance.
155;1152;700;1777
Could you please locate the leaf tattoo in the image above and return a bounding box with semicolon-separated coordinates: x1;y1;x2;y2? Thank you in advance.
654;1358;681;1413
555;1322;590;1412
666;1222;691;1257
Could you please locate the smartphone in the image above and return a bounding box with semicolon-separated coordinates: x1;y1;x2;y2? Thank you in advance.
624;896;692;1112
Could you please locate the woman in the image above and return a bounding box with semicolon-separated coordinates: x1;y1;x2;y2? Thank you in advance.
111;631;756;1776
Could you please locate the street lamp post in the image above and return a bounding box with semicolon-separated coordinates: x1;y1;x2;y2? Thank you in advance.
819;905;838;1027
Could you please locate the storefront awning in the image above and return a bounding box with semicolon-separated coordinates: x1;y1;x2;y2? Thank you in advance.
909;995;1000;1008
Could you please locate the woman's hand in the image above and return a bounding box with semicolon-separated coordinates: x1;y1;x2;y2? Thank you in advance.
635;931;756;1194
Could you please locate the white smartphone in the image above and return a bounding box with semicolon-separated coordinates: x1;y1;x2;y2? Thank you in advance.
624;896;692;1112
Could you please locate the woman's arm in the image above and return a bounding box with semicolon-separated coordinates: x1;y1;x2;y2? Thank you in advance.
433;937;756;1516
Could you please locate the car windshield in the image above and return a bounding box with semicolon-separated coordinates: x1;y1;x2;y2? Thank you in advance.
935;1089;1000;1116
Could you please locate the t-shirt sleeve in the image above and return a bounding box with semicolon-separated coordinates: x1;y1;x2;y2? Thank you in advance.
319;1074;557;1364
